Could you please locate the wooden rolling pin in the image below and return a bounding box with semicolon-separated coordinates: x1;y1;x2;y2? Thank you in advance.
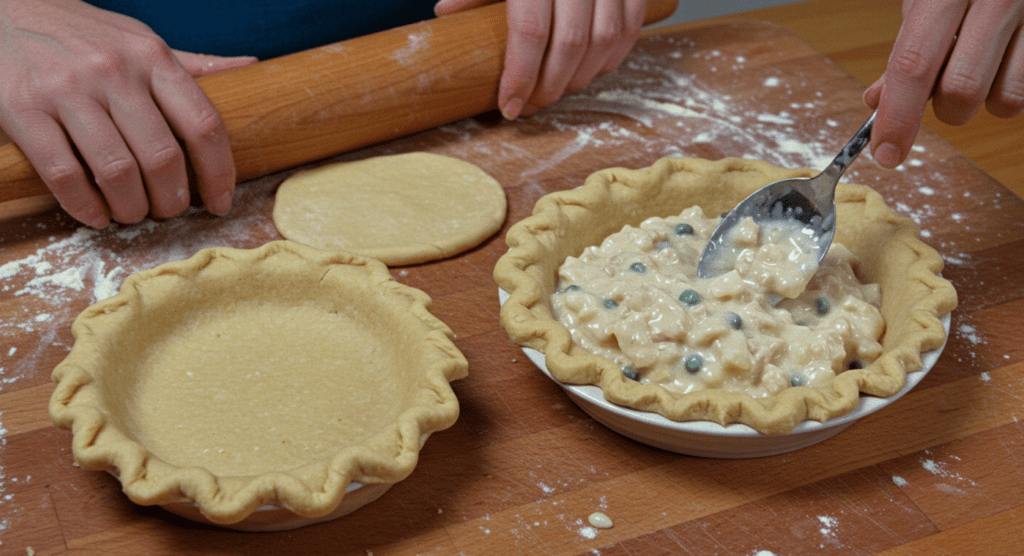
0;1;677;207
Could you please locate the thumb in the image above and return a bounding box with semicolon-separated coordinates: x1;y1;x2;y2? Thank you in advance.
863;75;884;109
172;50;259;77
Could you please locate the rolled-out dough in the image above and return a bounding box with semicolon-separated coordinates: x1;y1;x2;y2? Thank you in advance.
273;152;507;265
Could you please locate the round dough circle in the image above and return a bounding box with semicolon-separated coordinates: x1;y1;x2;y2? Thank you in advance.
273;152;507;265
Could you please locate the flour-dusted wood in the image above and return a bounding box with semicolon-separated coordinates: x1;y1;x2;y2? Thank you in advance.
2;5;1023;553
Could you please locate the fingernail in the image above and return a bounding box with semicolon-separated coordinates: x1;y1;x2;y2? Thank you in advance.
501;98;524;120
862;86;880;109
872;142;902;169
89;216;111;229
76;207;109;229
210;190;233;215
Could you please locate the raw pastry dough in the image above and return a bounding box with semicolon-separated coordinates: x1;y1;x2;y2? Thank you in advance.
273;152;507;265
494;157;957;434
49;241;469;526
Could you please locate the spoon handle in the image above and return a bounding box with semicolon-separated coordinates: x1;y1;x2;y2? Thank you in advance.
821;110;877;184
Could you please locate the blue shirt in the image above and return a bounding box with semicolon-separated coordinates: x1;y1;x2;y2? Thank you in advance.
87;1;439;59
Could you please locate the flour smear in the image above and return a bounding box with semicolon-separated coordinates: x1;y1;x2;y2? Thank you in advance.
0;413;8;547
0;180;280;390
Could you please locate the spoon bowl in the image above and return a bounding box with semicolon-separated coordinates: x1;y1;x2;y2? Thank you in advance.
697;110;876;280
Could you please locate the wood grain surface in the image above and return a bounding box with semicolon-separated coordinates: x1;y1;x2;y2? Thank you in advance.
2;1;1023;554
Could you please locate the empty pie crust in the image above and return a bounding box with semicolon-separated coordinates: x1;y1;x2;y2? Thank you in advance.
49;240;468;526
494;157;957;434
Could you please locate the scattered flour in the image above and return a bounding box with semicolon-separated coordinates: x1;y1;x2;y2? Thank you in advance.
892;475;909;487
548;59;839;172
756;112;795;125
390;30;430;65
0;184;280;390
943;252;971;266
0;413;8;547
566;516;600;540
921;458;943;474
936;484;968;496
477;512;492;535
818;514;838;538
921;454;978;487
957;324;984;345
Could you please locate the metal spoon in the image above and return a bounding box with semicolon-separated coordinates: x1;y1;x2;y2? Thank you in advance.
697;109;876;280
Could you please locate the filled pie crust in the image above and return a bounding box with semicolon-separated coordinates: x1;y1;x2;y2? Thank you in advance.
494;157;957;434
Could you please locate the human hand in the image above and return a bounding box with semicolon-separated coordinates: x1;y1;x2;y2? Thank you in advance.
864;0;1024;168
434;0;647;119
0;0;255;227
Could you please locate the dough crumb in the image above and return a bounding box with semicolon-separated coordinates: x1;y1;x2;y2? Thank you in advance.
588;511;613;529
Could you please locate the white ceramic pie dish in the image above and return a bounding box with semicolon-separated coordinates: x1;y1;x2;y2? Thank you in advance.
498;288;950;458
158;480;393;532
50;242;468;530
146;429;430;531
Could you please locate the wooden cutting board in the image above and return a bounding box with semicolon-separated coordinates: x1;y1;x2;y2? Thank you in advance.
1;20;1022;555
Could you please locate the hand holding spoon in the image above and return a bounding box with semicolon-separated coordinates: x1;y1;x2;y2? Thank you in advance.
697;110;877;280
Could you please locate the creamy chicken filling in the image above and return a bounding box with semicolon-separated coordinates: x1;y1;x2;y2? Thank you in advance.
551;206;884;397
